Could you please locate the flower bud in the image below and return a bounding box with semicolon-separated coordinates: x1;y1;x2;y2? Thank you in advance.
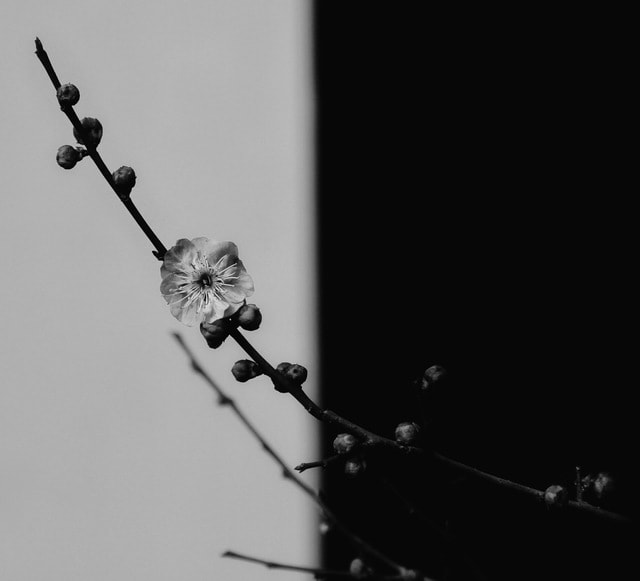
200;319;231;348
56;145;82;169
318;521;330;535
349;558;373;579
276;362;292;374
73;117;103;148
284;363;308;385
395;421;420;445
333;433;358;454
543;484;568;508
231;359;261;383
344;458;366;477
593;471;615;500
56;83;80;107
236;303;262;331
421;364;448;390
112;166;137;198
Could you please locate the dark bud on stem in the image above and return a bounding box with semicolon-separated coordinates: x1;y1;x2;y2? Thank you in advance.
56;83;80;107
333;433;358;454
395;421;420;445
349;558;373;579
73;117;103;148
276;362;292;374
231;359;262;383
200;319;231;348
236;303;262;331
544;484;568;508
112;166;137;198
421;364;448;391
318;521;331;535
284;363;307;385
344;457;366;477
593;471;615;501
56;145;83;169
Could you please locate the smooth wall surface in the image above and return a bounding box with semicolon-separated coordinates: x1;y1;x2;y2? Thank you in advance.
0;2;317;580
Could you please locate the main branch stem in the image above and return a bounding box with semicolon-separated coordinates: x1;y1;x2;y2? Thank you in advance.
35;37;167;259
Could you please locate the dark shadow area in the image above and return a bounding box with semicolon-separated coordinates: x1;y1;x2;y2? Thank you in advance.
314;3;635;580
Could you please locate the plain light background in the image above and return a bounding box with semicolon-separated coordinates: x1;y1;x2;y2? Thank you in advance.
0;1;317;580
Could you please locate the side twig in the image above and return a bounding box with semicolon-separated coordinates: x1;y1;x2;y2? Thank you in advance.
222;550;353;579
222;550;432;580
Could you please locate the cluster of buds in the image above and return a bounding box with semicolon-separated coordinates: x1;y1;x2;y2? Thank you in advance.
331;433;366;476
200;303;263;349
53;81;138;200
54;84;88;170
545;470;616;511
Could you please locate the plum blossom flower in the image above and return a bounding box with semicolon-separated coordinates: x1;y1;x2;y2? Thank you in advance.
160;237;254;326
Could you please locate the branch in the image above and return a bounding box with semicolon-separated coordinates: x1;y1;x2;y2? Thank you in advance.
222;550;353;578
229;327;422;457
38;38;632;540
35;41;416;573
35;38;419;462
223;550;431;580
431;452;632;526
295;454;344;473
226;329;633;526
35;38;167;259
226;328;634;528
173;333;408;575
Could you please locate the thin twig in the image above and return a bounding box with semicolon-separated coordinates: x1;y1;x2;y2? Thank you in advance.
222;550;431;580
295;454;344;473
222;550;353;578
173;333;407;574
431;452;632;525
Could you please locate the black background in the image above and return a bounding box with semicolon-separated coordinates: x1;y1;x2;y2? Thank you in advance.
314;3;635;580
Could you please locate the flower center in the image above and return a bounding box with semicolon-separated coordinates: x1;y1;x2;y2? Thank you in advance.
199;273;213;288
173;253;241;313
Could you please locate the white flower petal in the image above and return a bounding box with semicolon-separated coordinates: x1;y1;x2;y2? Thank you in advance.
162;239;197;275
160;273;189;297
207;241;239;267
169;297;201;326
191;237;221;258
